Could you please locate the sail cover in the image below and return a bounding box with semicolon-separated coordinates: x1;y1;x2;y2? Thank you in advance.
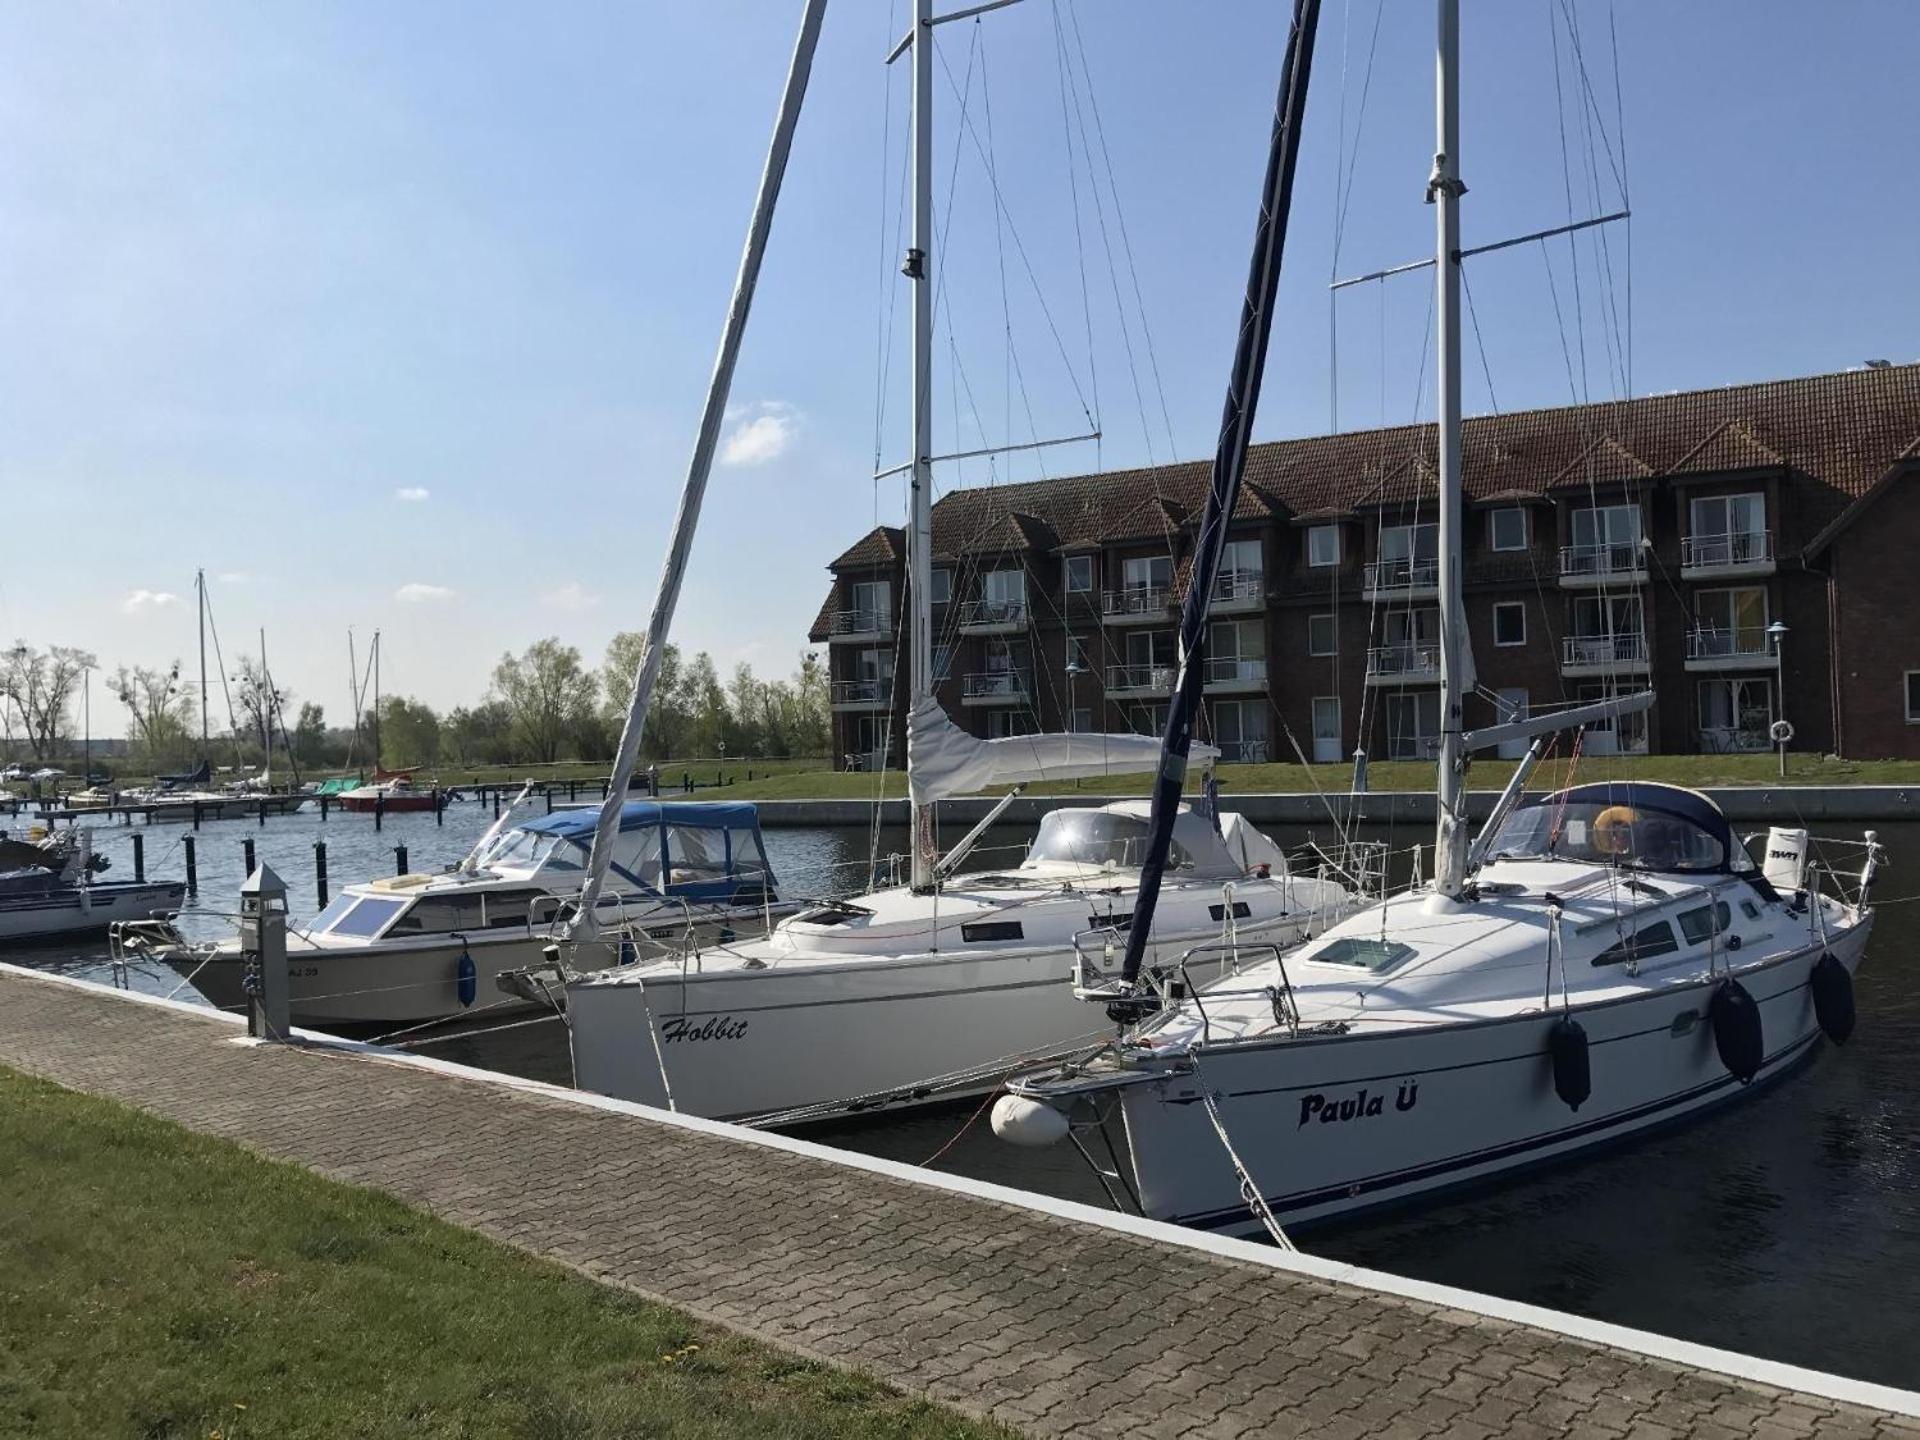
907;698;1218;805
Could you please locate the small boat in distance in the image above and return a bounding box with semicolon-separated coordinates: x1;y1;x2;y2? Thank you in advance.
338;768;441;814
0;830;184;943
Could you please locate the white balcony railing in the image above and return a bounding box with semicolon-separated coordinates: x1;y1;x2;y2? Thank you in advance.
1366;643;1441;680
1203;656;1268;688
1558;542;1647;581
1106;663;1176;692
1102;586;1171;619
1210;569;1266;605
831;678;892;705
1681;530;1775;570
1362;557;1440;593
1562;632;1649;668
962;670;1029;702
827;607;891;636
953;598;1028;630
1686;628;1775;663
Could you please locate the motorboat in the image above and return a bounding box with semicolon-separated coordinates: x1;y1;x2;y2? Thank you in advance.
566;801;1362;1121
337;768;441;814
133;800;798;1028
997;790;1883;1231
0;830;185;944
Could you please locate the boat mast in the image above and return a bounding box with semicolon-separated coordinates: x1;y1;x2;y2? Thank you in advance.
197;568;209;763
372;628;381;770
1430;0;1470;903
906;0;937;893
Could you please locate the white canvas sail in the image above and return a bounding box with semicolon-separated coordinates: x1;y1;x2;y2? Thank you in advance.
906;698;1218;805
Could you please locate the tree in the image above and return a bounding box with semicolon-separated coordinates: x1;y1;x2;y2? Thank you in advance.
232;654;291;760
603;632;691;761
378;695;443;768
792;649;829;756
491;638;599;764
1;642;96;761
444;700;515;767
113;662;196;769
680;651;728;758
291;702;332;767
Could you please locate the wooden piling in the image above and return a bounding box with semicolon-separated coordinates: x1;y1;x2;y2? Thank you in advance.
393;843;409;876
132;833;145;883
314;840;328;908
242;837;257;875
183;836;197;896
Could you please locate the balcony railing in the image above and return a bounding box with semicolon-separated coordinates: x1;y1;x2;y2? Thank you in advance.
1203;656;1268;688
831;678;892;705
1106;663;1176;693
1558;541;1647;581
953;598;1029;631
1214;739;1271;764
1681;530;1775;571
1102;585;1172;620
1362;557;1440;594
827;607;892;637
961;670;1030;702
1562;632;1649;668
1686;628;1775;663
1365;643;1441;681
1699;725;1773;754
1210;569;1266;605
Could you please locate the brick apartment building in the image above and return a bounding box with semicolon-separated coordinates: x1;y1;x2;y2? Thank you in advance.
809;363;1920;770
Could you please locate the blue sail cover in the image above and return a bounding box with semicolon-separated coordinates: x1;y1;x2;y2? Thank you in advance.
519;801;773;902
518;801;762;838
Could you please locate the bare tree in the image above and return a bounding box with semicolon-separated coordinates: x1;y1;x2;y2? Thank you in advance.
1;642;96;761
113;662;195;768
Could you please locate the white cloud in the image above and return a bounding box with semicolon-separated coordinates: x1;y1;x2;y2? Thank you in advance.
719;402;799;467
540;581;599;613
394;486;431;502
394;582;454;603
122;589;180;614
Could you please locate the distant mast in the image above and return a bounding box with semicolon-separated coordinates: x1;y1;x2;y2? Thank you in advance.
905;0;937;892
197;568;210;764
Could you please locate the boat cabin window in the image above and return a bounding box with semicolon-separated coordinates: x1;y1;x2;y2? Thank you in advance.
665;825;732;884
607;826;663;889
1483;799;1729;873
481;889;548;928
303;893;362;933
1024;811;1193;871
1591;921;1680;967
475;827;584;876
1676;900;1732;946
1310;937;1415;973
387;894;486;935
324;897;408;939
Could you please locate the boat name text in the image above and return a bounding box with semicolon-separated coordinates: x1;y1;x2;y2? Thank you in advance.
1298;1082;1418;1128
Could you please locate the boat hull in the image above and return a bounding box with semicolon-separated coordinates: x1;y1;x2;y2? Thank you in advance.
0;882;187;943
1111;920;1872;1233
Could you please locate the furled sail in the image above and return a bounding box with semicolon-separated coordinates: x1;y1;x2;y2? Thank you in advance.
906;698;1217;805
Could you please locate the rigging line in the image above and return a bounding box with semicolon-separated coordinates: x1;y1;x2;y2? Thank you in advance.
1460;264;1500;415
1049;0;1100;452
1538;240;1581;404
1064;0;1177;465
200;593;246;770
1609;3;1633;398
933;43;1097;430
1552;0;1627;201
979;28;1014;472
1328;0;1385;273
875;71;915;472
1548;3;1591;407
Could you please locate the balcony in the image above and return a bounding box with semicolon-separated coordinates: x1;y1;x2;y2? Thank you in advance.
1209;569;1267;614
826;608;892;643
961;670;1030;706
953;598;1029;636
1558;542;1648;588
831;678;892;711
1684;628;1779;672
1102;586;1172;626
1362;557;1440;602
1681;530;1775;580
1215;739;1271;764
1203;656;1268;694
1365;644;1441;686
1561;632;1650;677
1106;662;1176;699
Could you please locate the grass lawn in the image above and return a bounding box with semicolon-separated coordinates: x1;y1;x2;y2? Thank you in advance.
669;750;1920;803
0;1067;1010;1440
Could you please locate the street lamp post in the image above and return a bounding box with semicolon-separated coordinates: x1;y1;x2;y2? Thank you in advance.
1065;656;1087;790
1767;620;1790;779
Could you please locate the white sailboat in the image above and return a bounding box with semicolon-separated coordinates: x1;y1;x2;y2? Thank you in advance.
556;0;1362;1123
993;0;1887;1236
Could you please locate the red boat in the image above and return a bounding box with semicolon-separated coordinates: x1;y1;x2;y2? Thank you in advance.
337;768;442;813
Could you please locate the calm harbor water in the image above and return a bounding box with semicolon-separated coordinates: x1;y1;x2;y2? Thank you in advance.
7;800;1918;1390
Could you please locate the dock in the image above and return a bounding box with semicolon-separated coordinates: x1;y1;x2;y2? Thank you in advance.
1;964;1914;1438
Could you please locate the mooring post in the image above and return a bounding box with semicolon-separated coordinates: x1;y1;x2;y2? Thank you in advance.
132;832;145;882
375;794;385;832
240;863;290;1041
192;801;202;831
183;835;198;895
492;789;502;820
544;788;554;815
393;843;409;876
320;794;329;822
435;792;445;827
601;779;609;800
242;837;257;875
314;839;328;907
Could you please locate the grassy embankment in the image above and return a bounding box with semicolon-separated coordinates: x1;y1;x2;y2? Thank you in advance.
0;1067;1008;1440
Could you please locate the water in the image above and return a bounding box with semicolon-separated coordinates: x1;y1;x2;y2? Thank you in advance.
8;804;1919;1390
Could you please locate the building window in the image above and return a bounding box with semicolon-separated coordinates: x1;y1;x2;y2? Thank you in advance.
1065;634;1094;675
1068;707;1092;734
1207;700;1270;763
1906;672;1920;724
987;709;1036;739
1699;677;1773;752
933;643;953;682
1216;538;1264;601
1064;555;1094;594
1378;522;1438;568
1307;524;1341;568
1311;696;1342;762
1385;692;1441;760
1126;703;1169;737
983;568;1027;615
849;580;890;628
1120;554;1172;597
1692;588;1769;660
1490;507;1528;552
1307;613;1337;657
1492;601;1527;647
929;568;951;605
1689;493;1768;566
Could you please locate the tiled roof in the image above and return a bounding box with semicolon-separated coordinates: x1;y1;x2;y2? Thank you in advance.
829;525;904;570
806;586;837;644
835;363;1920;569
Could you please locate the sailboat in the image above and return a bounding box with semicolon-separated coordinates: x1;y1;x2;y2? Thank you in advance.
554;0;1362;1124
992;0;1886;1236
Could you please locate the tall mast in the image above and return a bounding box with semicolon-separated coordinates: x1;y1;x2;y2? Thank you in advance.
347;629;361;770
906;0;937;893
260;627;272;761
1430;0;1470;902
372;629;381;769
197;569;209;762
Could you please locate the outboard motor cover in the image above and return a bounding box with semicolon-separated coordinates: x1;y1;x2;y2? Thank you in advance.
1710;978;1764;1084
1810;953;1856;1045
1760;827;1809;895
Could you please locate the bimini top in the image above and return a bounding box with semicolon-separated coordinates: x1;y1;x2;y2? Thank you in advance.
1487;781;1743;875
518;800;763;839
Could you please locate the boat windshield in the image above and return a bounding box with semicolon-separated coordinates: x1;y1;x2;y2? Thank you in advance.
473;826;586;876
1024;811;1193;872
1484;798;1729;873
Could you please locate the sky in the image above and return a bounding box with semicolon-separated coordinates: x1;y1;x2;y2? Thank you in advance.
2;2;1916;729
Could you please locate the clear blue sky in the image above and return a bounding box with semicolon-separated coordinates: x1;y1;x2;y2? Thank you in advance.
2;2;1914;723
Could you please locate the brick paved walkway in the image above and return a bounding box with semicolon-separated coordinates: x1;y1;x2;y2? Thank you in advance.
2;967;1915;1440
